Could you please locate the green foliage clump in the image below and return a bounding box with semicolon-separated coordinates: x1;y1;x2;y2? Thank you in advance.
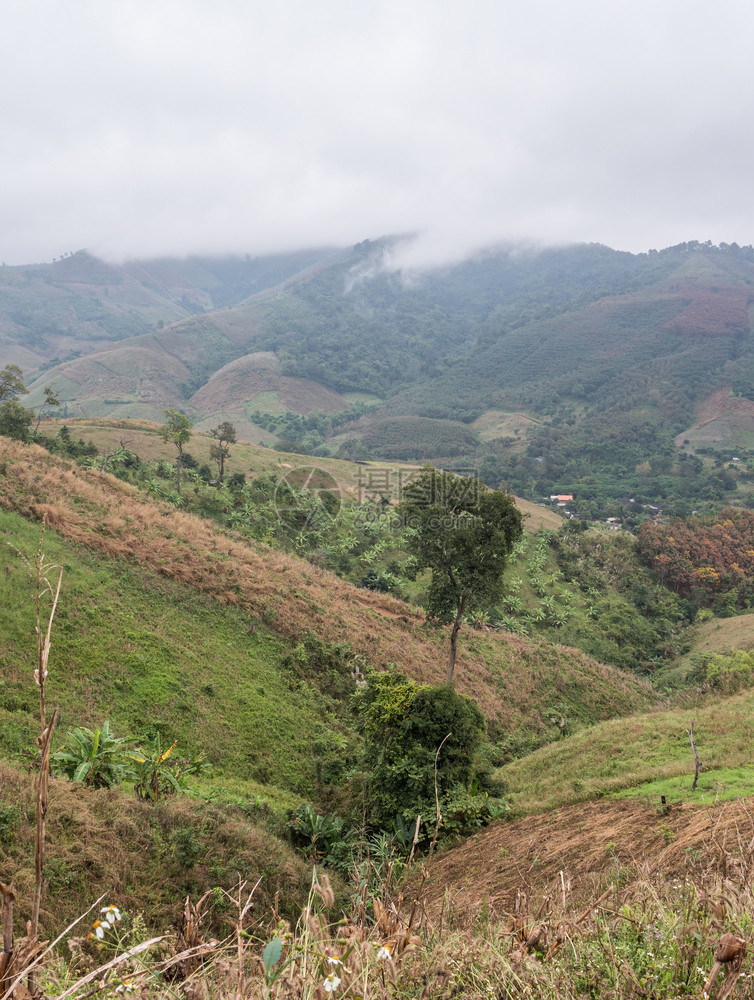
0;804;21;844
51;721;210;798
282;632;360;701
132;734;210;801
286;803;345;861
688;649;754;693
51;721;137;788
355;671;489;833
0;398;32;441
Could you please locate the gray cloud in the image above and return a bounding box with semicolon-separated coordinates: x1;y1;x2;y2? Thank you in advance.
2;0;754;266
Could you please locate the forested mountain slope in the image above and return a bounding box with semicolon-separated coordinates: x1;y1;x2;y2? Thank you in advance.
6;238;754;513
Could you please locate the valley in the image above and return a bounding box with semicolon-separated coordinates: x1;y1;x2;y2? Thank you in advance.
2;241;754;998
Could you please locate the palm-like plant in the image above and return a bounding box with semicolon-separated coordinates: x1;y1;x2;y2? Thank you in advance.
132;735;210;802
51;721;137;788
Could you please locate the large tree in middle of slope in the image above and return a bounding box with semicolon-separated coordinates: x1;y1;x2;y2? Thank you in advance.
398;465;522;684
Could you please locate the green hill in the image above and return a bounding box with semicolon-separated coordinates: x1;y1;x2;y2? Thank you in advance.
0;437;656;758
8;239;754;514
496;685;754;815
0;432;664;939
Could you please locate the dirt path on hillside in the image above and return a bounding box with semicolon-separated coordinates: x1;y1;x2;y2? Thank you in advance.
424;796;754;921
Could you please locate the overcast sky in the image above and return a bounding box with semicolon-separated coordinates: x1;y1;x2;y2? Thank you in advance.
2;0;754;267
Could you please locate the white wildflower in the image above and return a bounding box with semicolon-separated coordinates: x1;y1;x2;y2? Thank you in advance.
323;973;341;993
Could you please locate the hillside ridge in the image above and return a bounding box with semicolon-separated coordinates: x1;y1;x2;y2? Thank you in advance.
0;435;654;740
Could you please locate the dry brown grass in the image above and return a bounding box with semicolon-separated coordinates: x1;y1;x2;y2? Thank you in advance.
0;438;655;734
423;794;754;922
0;760;310;937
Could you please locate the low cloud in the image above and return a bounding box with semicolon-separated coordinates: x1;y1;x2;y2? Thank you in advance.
2;1;754;265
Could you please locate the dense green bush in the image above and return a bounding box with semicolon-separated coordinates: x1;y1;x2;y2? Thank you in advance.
688;649;754;693
355;671;488;832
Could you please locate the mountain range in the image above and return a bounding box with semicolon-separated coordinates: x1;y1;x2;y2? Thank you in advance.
5;237;754;510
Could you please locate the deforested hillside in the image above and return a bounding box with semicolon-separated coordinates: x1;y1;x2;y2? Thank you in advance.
423;793;754;918
0;436;655;754
10;239;754;516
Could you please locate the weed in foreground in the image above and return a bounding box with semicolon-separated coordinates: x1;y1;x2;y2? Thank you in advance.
4;861;752;1000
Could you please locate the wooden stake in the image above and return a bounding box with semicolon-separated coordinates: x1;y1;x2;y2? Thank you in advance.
687;719;701;791
1;883;14;956
0;883;15;992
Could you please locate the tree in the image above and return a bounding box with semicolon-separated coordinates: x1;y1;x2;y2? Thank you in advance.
0;364;33;441
355;671;486;829
0;363;26;402
397;465;522;684
159;409;192;494
33;384;61;434
0;397;33;440
209;420;237;483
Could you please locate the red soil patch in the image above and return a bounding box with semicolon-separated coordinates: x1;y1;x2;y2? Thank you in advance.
675;387;754;446
662;286;751;338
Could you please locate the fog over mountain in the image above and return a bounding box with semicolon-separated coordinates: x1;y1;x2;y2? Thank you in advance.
2;0;754;266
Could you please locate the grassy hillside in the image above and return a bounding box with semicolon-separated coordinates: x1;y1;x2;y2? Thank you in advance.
29;419;567;532
13;420;706;676
684;611;754;657
495;685;754;814
0;436;656;757
3;427;754;998
0;760;310;935
0;508;349;795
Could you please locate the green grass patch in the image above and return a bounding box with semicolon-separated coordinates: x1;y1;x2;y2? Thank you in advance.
0;509;350;797
614;765;754;805
341;391;383;406
245;391;286;415
498;687;754;814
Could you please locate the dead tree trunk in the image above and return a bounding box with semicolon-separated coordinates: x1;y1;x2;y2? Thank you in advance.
0;882;15;993
687;719;701;791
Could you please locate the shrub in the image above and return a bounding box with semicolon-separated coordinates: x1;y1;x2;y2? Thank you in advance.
132;735;211;802
355;671;487;831
51;721;137;788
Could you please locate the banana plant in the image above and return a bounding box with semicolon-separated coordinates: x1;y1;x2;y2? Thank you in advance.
131;734;210;802
51;722;138;789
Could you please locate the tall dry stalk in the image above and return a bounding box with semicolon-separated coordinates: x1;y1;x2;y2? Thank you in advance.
30;517;63;939
2;517;64;995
